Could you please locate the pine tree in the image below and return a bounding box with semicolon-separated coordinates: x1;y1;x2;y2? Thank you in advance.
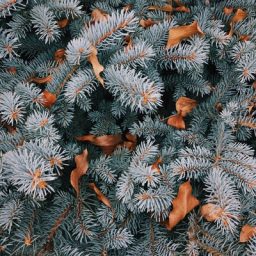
0;0;256;255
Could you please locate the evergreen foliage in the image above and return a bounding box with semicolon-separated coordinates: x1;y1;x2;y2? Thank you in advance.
0;0;256;255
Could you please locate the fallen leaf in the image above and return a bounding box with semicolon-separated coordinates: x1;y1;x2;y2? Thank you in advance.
124;35;133;52
175;6;190;12
91;8;108;22
76;134;122;155
240;35;250;41
70;149;89;196
223;6;234;15
151;157;162;174
54;49;65;63
148;5;173;12
176;96;197;117
165;181;199;230
240;224;256;242
232;8;247;23
167;114;185;129
166;21;204;49
88;46;104;86
201;203;223;222
6;66;17;74
123;4;133;12
139;18;156;28
58;18;69;28
31;75;52;84
122;133;137;151
41;90;57;108
89;183;112;208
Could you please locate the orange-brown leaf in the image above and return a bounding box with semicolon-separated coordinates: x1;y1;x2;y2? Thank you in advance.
31;75;52;84
223;6;234;15
54;49;65;63
176;96;197;117
88;46;104;86
41;90;57;108
166;21;204;49
6;66;17;74
91;8;109;22
201;203;223;222
165;181;199;230
139;18;156;28
122;133;137;151
240;224;256;242
89;183;112;208
232;8;247;23
151;157;162;174
240;35;250;41
58;18;69;28
167;114;185;129
76;134;123;155
148;5;173;12
70;149;89;196
124;35;133;52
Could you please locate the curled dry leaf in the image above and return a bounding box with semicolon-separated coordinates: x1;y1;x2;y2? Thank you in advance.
91;8;109;22
88;46;104;86
167;97;197;129
58;18;69;28
165;181;199;230
89;182;112;208
76;134;122;155
151;157;162;174
124;35;133;52
122;133;137;151
31;75;52;84
148;5;173;12
70;149;89;196
240;35;250;41
201;203;223;222
54;49;65;63
176;96;197;117
6;66;17;74
240;224;256;242
166;21;204;49
232;8;247;23
223;6;234;15
148;4;189;13
41;90;57;108
139;18;156;28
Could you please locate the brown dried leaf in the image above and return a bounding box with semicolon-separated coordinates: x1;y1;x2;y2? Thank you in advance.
123;4;133;12
232;8;247;23
54;49;65;63
166;21;204;49
124;35;133;52
58;18;69;28
31;75;52;84
88;46;104;86
223;6;234;15
201;203;223;222
151;157;162;174
89;183;112;208
91;8;109;22
148;5;173;12
139;18;156;28
240;35;250;41
165;181;199;230
76;134;123;155
167;114;185;129
6;66;17;74
41;90;57;108
176;96;197;117
70;149;89;196
122;133;137;151
240;224;256;242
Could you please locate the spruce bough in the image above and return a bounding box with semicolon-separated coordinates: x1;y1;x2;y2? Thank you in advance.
0;0;256;255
